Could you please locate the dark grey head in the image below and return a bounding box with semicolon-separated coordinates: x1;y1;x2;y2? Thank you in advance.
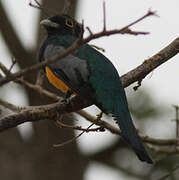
40;14;82;37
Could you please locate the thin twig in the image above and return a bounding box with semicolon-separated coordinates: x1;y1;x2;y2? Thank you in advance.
133;79;142;91
53;123;95;147
146;143;179;155
53;111;104;147
7;57;16;75
0;98;21;112
120;9;156;32
55;120;103;132
29;0;55;16
86;27;93;35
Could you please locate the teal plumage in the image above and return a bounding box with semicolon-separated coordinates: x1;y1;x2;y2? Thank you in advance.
40;15;153;164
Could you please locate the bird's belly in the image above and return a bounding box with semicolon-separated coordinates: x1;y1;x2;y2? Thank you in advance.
45;66;69;93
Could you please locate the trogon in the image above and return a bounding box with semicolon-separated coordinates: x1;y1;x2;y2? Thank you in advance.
39;14;152;164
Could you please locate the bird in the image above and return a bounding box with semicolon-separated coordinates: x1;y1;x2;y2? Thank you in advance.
39;14;153;164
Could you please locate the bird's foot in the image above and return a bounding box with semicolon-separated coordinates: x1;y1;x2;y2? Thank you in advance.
61;90;73;104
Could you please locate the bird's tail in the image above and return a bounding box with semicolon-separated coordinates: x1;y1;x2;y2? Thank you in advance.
113;102;153;164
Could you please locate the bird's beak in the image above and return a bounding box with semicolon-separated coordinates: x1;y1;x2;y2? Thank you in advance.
40;19;59;28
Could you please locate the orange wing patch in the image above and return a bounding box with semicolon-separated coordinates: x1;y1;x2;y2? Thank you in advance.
45;66;70;93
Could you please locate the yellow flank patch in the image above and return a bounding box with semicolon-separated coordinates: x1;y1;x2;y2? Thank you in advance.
45;66;69;93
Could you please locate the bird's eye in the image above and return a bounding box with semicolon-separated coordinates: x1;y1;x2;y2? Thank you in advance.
65;19;74;28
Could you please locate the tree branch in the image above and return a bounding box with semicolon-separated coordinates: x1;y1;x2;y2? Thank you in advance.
0;10;155;86
0;36;179;143
0;9;179;154
121;37;179;87
1;96;179;149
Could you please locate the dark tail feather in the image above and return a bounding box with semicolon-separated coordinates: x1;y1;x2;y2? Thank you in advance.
114;105;153;164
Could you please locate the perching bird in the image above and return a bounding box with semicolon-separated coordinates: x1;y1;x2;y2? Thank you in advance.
39;14;153;164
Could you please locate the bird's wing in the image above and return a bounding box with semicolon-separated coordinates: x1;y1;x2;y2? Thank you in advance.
74;43;129;111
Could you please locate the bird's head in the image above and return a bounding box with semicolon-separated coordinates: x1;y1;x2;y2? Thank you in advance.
40;15;82;37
